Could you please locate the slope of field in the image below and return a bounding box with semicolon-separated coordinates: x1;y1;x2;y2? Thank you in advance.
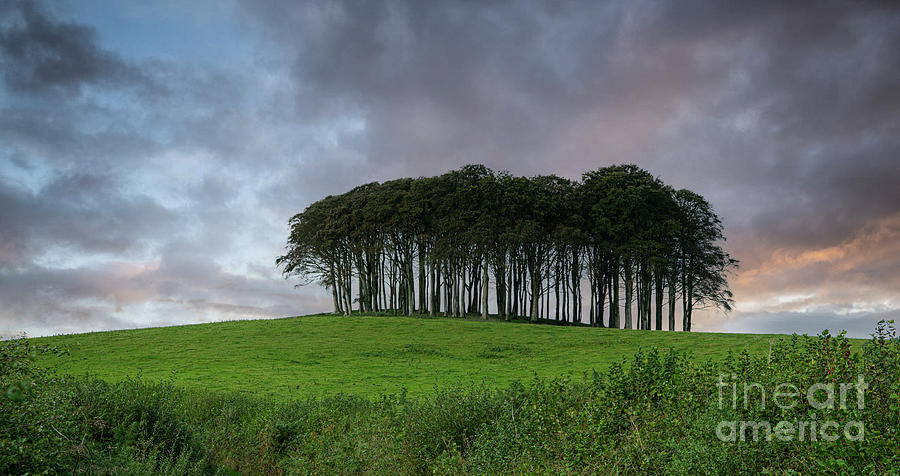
33;315;838;398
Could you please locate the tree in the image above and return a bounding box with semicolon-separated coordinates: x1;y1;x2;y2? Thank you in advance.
277;165;737;332
674;189;738;331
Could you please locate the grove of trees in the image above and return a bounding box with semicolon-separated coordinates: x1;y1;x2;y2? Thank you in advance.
277;164;737;331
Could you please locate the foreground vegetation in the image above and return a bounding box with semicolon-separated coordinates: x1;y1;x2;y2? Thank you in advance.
3;319;898;474
33;315;789;397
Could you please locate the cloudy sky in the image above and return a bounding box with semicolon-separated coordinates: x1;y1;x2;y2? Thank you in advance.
1;0;898;338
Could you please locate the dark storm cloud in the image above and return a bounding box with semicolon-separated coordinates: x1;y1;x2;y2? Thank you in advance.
0;172;180;266
241;0;900;335
239;0;900;237
0;1;319;335
0;0;146;93
1;0;898;336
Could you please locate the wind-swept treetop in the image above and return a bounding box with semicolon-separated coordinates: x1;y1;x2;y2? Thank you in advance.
278;164;737;331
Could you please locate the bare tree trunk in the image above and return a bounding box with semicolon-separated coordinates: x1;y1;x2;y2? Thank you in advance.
344;263;352;316
418;246;427;314
331;285;340;314
596;263;606;328
655;270;664;330
455;263;460;316
624;260;633;330
529;261;539;323
588;273;595;326
482;253;489;319
494;259;506;320
546;274;551;320
407;259;415;316
428;260;437;317
610;261;619;328
389;254;396;314
684;279;693;332
635;265;642;329
681;255;694;332
511;259;518;318
573;252;581;324
505;260;511;319
555;259;561;321
668;273;676;331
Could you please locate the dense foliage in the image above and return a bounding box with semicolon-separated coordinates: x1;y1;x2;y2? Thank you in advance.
278;164;736;330
4;321;898;474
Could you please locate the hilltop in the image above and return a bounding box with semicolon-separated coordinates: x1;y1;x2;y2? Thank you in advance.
32;313;840;398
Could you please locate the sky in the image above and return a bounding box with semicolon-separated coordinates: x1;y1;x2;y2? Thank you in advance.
1;0;898;338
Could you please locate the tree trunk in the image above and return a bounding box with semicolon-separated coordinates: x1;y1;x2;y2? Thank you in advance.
610;261;619;328
655;270;663;330
530;262;540;323
418;246;427;314
555;259;561;321
428;260;437;317
482;253;489;319
597;264;606;328
668;271;676;331
624;260;633;330
681;258;691;331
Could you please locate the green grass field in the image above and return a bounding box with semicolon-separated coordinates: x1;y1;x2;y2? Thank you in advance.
33;314;854;399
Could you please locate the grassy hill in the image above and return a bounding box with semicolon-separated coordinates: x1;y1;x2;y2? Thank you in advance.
10;315;895;474
33;314;845;398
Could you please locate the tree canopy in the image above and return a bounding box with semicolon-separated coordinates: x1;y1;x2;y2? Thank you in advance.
277;164;737;331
